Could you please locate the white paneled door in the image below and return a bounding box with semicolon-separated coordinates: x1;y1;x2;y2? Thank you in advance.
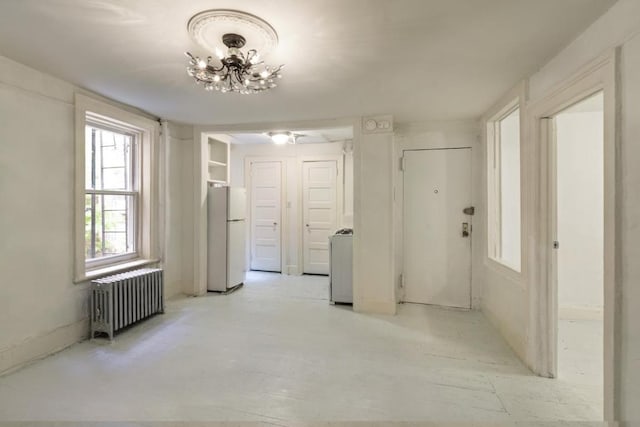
302;161;338;275
403;149;472;308
250;161;282;272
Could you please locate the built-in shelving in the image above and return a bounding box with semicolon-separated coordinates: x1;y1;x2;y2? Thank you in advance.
207;137;229;184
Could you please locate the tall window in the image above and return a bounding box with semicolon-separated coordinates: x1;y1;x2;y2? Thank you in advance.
75;94;158;281
487;104;522;272
85;121;138;267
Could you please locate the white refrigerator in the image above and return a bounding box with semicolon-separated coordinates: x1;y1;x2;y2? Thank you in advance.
207;185;247;292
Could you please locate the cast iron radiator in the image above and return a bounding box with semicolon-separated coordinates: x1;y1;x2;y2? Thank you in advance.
90;268;164;340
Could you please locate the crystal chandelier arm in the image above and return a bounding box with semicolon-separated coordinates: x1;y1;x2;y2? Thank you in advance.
207;64;226;73
235;69;245;85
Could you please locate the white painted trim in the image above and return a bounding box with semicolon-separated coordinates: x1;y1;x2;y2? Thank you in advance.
0;318;89;376
74;93;160;283
80;258;159;282
245;157;287;274
483;82;528;278
193;118;356;134
526;49;618;421
298;155;344;276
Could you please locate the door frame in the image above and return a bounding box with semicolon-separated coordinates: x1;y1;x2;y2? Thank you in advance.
400;147;473;307
527;49;618;420
298;155;344;276
245;157;286;274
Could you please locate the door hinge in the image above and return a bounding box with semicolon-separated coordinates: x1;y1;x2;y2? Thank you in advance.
553;240;560;249
400;156;406;171
399;273;405;288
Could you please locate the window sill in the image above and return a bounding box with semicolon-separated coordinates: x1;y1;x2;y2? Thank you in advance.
75;258;159;283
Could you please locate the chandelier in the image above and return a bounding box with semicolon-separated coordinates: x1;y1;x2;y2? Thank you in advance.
185;10;284;94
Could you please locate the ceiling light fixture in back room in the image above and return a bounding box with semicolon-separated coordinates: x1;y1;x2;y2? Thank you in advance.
185;9;284;94
267;131;294;145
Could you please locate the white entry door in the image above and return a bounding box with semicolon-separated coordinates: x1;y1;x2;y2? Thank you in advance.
302;161;338;275
403;149;472;308
250;161;282;272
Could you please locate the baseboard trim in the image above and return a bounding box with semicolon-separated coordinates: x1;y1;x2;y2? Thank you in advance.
0;319;89;376
354;300;397;315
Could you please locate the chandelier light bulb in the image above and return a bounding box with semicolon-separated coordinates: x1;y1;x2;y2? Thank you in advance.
197;59;207;69
213;74;221;82
215;47;224;59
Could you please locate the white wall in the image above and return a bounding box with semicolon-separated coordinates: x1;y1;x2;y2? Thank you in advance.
353;126;396;314
479;0;640;419
394;121;482;307
556;109;604;311
0;55;188;374
164;122;194;296
229;141;352;275
0;56;87;373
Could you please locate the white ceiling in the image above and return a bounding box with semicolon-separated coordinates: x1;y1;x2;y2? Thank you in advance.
0;0;616;125
229;126;353;145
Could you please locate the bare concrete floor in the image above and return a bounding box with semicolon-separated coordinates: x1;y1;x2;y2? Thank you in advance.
0;272;602;423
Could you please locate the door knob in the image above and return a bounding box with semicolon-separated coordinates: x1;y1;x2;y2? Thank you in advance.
462;222;470;237
273;222;278;226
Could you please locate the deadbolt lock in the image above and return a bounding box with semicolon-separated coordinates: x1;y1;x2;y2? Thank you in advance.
462;222;470;237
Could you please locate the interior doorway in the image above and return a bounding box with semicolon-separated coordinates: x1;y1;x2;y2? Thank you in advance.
302;160;338;275
249;160;283;272
402;148;473;309
551;91;604;416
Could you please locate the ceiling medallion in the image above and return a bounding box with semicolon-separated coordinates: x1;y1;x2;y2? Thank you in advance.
185;10;284;94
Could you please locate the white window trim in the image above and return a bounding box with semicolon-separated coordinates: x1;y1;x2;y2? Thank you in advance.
484;81;527;278
487;99;521;272
74;93;160;282
84;118;139;269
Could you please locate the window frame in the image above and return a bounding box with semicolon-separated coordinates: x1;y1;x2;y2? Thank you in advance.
84;119;140;269
486;97;523;274
74;93;160;282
